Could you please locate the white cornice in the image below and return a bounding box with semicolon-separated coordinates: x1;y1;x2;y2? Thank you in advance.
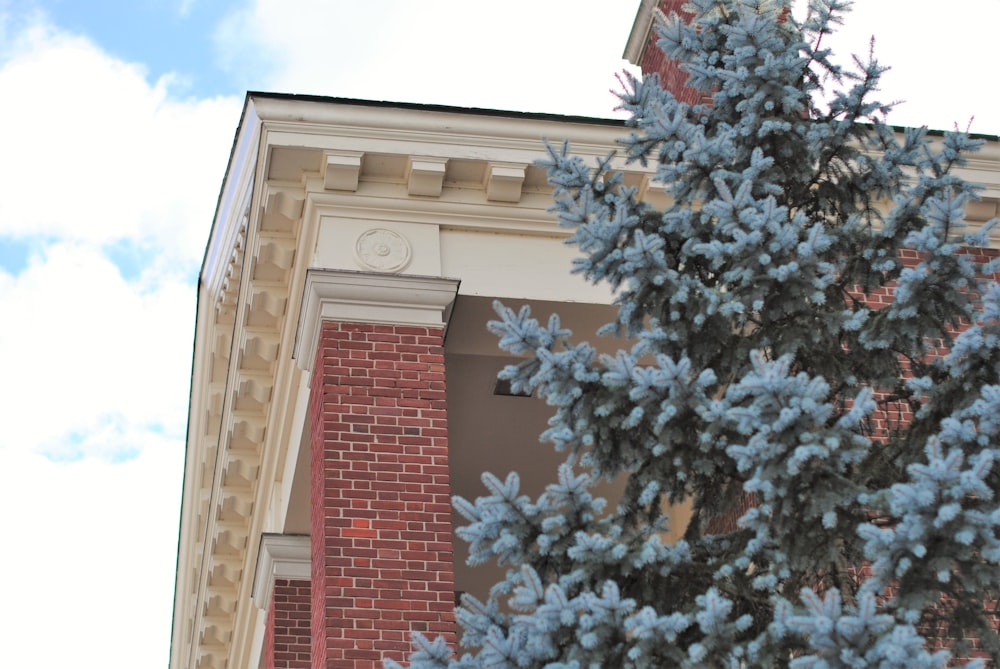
623;0;659;65
251;534;311;611
204;104;262;302
293;269;460;372
250;97;628;155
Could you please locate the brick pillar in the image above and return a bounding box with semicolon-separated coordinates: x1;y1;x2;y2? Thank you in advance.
310;321;456;668
254;535;312;668
296;270;460;669
631;1;789;104
265;579;312;669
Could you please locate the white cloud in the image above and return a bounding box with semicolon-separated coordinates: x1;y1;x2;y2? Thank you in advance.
0;242;194;460
0;13;241;463
0;17;239;263
0;14;240;668
212;0;641;118
207;0;1000;134
0;444;183;667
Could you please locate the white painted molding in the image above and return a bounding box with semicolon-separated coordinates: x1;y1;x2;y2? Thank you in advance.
407;156;448;197
261;191;303;233
354;228;413;273
622;0;660;65
484;163;526;203
293;269;460;372
969;198;1000;223
251;534;311;611
323;151;364;191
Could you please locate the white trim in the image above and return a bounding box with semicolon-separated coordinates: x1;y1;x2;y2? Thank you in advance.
407;156;448;197
248;607;267;669
293;269;460;372
323;151;364;191
203;105;261;302
623;0;660;65
251;534;311;611
485;163;526;203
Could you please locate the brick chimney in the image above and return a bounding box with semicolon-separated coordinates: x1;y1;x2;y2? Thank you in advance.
623;0;707;105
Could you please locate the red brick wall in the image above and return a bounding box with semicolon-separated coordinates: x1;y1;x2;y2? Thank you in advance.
706;248;1000;655
310;321;457;669
639;1;791;105
861;248;1000;441
640;1;707;105
265;578;312;669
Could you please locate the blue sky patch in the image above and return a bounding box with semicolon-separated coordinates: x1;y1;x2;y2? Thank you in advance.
103;238;151;283
38;417;145;464
108;445;143;464
38;429;89;463
31;0;245;98
0;236;35;276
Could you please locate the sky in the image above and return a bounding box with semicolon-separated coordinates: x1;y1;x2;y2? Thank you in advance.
0;1;997;667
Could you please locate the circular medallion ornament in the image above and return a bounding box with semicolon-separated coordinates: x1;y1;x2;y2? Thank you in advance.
354;228;412;273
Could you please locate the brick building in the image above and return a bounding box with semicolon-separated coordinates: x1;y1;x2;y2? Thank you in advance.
169;3;1000;668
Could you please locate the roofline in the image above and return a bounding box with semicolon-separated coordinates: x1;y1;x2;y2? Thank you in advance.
245;91;629;127
200;93;255;286
241;90;998;147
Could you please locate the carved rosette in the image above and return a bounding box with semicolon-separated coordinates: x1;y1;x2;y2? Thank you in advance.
354;228;412;273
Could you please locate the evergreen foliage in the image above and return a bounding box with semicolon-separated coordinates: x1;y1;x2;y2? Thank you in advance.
391;1;1000;666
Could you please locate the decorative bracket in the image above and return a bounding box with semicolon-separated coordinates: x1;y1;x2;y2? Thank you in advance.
323;151;364;191
251;534;311;610
406;156;448;197
484;162;526;203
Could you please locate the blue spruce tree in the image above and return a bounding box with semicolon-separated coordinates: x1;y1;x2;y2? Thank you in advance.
392;1;1000;666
